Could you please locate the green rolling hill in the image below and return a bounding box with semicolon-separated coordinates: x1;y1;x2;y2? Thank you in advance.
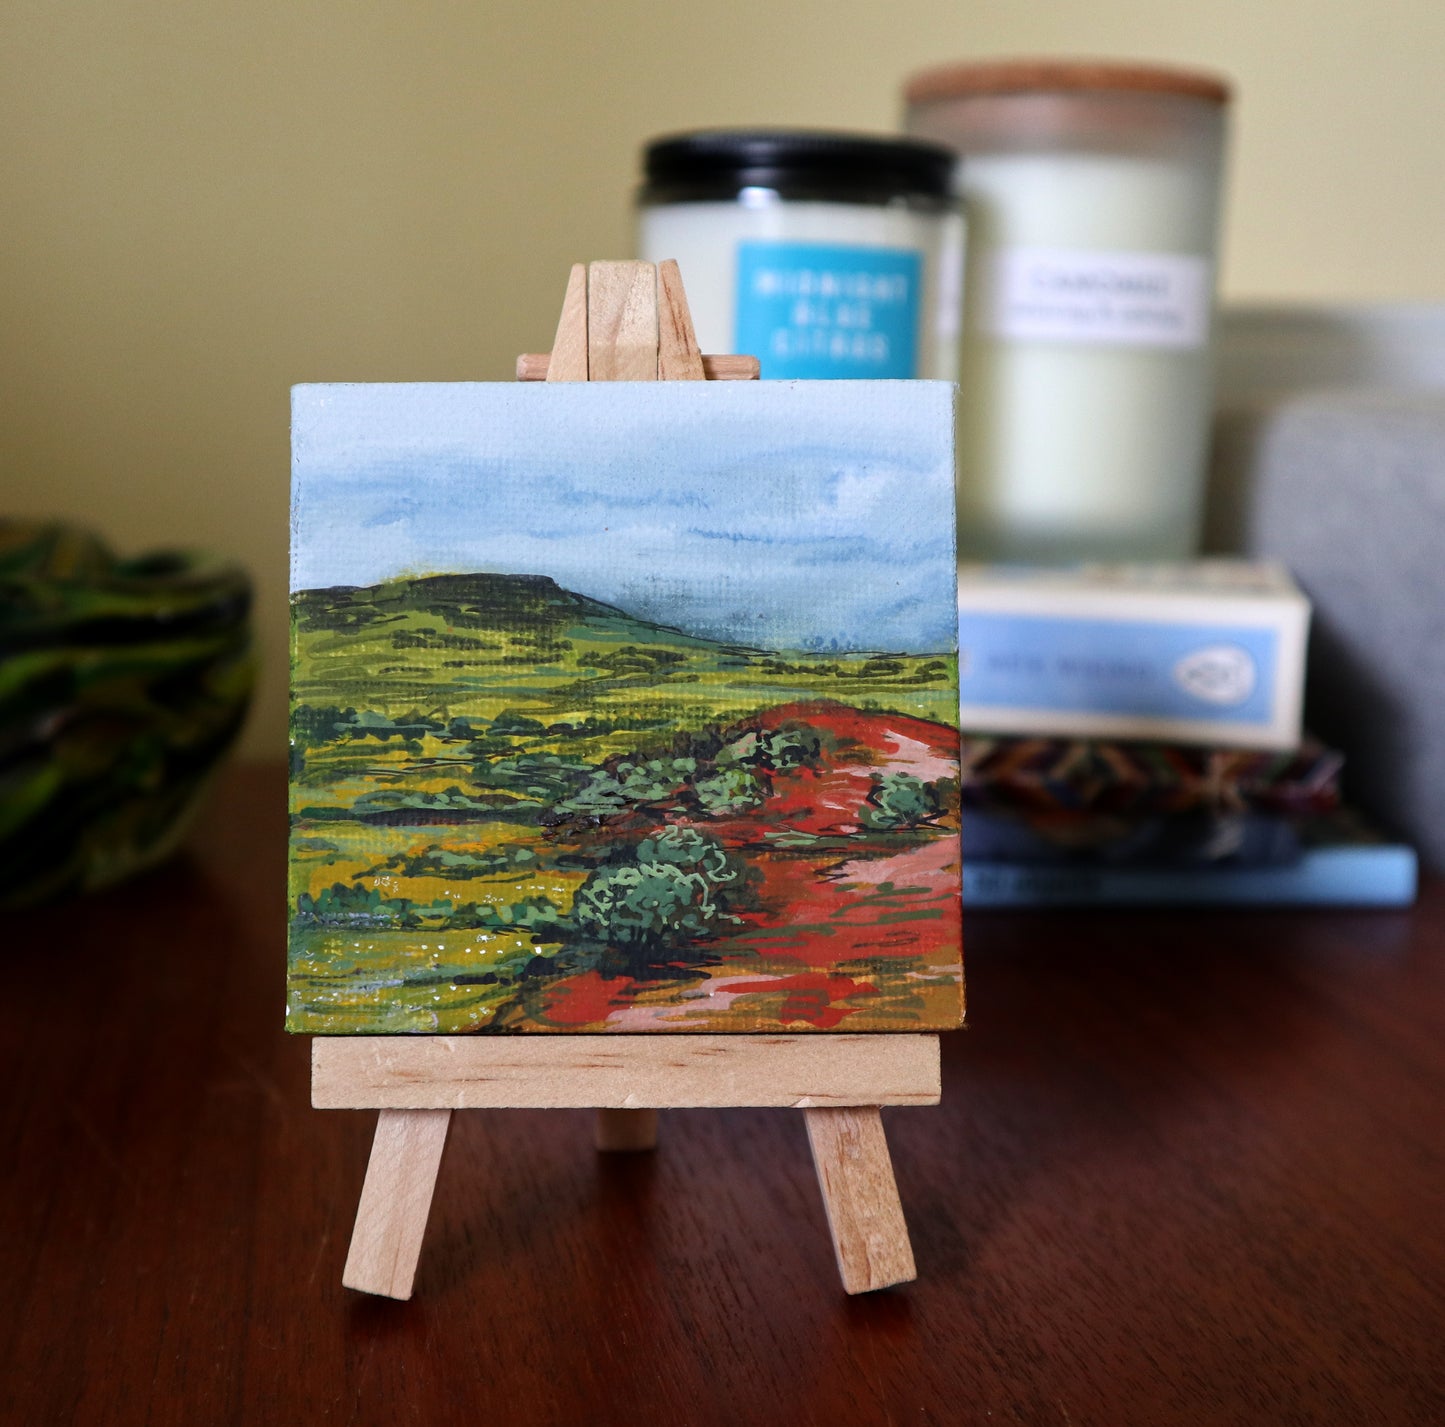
290;571;957;752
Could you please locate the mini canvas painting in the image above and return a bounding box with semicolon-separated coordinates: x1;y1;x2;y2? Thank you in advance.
288;380;963;1034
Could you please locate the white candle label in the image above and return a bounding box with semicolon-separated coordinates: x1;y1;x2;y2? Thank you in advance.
735;241;921;379
981;247;1211;349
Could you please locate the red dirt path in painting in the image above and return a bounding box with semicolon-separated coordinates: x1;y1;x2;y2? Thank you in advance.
732;699;960;840
537;700;962;1031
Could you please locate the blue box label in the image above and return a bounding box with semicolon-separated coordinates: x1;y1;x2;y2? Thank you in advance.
735;241;922;379
957;613;1279;726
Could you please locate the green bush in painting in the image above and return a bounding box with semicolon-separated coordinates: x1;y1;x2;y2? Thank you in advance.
637;825;740;881
617;757;696;803
694;765;765;814
290;703;357;749
295;879;565;935
296;881;416;928
472;752;592;802
548;770;632;821
444;894;564;931
365;843;539;880
570;827;744;948
571;863;717;946
720;724;823;773
549;755;699;822
490;709;547;736
902;658;951;685
861;772;941;830
583;644;687;676
345;785;505;820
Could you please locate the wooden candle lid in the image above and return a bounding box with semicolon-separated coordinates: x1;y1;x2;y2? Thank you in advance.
904;58;1231;108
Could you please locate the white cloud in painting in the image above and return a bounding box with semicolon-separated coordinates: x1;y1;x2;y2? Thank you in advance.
291;380;956;653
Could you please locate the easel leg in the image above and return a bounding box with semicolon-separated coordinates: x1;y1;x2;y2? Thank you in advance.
343;1108;452;1300
594;1108;659;1152
803;1106;917;1294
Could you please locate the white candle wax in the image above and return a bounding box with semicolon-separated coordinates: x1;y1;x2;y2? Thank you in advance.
957;148;1222;560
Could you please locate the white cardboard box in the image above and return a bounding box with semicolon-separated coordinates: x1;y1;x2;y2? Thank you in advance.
956;561;1311;750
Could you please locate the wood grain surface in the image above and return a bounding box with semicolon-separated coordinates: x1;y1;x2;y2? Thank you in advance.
311;1032;941;1109
3;764;1443;1425
542;262;588;383
804;1106;917;1294
585;260;658;382
517;351;761;382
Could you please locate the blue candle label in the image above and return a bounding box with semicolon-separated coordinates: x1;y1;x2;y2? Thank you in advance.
981;247;1211;350
735;241;922;379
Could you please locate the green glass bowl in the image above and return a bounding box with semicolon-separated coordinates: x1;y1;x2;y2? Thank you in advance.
0;521;255;906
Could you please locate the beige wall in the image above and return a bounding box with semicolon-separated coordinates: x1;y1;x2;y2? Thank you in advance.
4;0;1442;757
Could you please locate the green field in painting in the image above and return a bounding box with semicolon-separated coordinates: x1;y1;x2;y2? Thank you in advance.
287;571;963;1034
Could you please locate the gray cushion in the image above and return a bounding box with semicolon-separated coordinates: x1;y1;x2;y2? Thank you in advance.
1208;389;1445;870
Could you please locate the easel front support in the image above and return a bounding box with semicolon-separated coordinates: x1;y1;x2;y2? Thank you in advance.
804;1106;916;1293
321;1033;939;1298
342;1108;452;1299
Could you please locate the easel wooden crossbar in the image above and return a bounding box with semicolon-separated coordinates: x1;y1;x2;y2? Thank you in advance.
318;259;942;1301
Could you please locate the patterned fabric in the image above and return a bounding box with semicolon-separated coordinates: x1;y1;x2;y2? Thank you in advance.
957;733;1342;853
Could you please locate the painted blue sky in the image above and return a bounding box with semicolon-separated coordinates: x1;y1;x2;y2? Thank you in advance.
291;380;956;654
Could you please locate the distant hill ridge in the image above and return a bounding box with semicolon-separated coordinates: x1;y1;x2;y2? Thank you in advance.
289;569;958;747
291;570;955;674
292;570;683;638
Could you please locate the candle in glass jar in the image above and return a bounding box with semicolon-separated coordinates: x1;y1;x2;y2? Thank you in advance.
637;130;963;381
906;61;1231;562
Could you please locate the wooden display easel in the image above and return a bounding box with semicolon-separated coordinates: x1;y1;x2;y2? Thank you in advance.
315;260;942;1300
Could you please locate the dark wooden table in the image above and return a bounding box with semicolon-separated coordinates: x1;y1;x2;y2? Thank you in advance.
4;766;1443;1426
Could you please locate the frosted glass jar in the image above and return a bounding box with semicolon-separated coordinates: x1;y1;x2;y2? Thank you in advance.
637;130;963;380
906;61;1231;561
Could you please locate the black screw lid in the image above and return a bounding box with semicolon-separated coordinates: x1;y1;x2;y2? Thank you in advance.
640;128;957;204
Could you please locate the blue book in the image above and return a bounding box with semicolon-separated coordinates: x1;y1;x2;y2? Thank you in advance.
963;841;1417;908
